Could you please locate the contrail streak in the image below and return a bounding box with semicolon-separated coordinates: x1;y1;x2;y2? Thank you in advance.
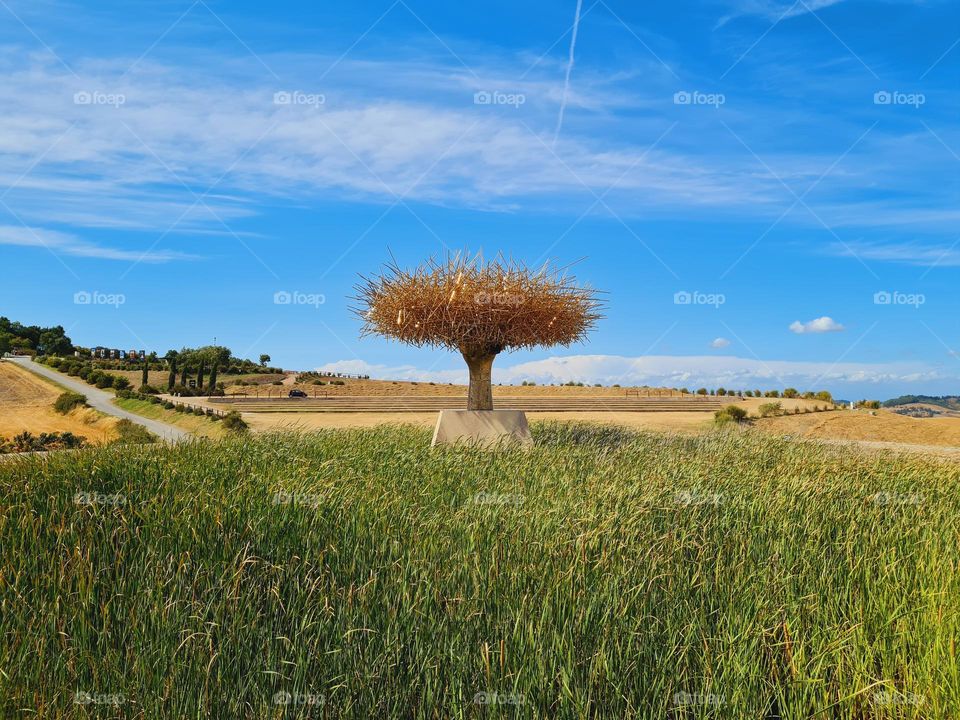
552;0;583;147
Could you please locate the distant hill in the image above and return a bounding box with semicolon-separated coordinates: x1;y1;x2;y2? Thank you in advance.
883;395;960;411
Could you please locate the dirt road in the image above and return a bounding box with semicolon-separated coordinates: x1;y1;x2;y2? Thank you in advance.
4;358;189;443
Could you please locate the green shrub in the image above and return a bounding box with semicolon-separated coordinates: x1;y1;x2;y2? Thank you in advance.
138;384;160;394
53;392;87;414
95;374;114;389
194;408;205;416
221;411;248;432
714;404;748;426
758;402;782;418
163;401;175;410
112;376;131;391
111;419;157;445
5;430;85;452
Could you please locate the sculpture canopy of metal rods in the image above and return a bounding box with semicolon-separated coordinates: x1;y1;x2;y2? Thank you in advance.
354;252;604;411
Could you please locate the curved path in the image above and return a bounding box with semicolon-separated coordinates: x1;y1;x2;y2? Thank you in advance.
4;357;189;443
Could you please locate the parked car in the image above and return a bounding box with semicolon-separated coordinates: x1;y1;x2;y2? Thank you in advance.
288;389;307;398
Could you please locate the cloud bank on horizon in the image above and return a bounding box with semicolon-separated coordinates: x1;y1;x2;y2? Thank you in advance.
318;353;951;398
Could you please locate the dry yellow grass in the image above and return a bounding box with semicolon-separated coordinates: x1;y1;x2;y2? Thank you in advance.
237;395;824;433
0;362;117;442
242;410;718;434
240;397;960;458
756;407;960;447
231;375;692;398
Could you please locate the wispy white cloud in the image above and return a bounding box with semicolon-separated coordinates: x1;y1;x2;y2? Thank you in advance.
0;224;194;262
552;0;584;146
0;46;949;240
789;316;845;334
718;0;862;24
0;35;953;271
0;54;768;218
717;0;938;29
710;337;732;348
826;241;960;267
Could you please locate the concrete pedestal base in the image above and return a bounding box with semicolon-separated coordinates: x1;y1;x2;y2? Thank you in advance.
431;410;533;448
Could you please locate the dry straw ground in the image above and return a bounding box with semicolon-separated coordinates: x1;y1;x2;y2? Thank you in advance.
0;362;117;442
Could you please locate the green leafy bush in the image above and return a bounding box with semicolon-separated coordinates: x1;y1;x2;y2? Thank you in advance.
53;392;87;415
714;404;749;426
221;411;248;432
111;419;157;445
758;402;782;418
3;430;85;452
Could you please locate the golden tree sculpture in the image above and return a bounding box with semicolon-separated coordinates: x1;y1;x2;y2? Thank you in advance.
355;253;603;411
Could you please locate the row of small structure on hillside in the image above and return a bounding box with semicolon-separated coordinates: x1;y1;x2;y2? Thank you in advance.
82;347;148;361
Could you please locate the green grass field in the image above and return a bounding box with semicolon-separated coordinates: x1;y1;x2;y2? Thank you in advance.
1;424;957;718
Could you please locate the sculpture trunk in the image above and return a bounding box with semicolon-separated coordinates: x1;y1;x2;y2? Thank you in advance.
464;353;496;411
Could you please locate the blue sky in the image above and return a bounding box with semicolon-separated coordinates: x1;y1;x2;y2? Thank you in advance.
1;0;958;397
